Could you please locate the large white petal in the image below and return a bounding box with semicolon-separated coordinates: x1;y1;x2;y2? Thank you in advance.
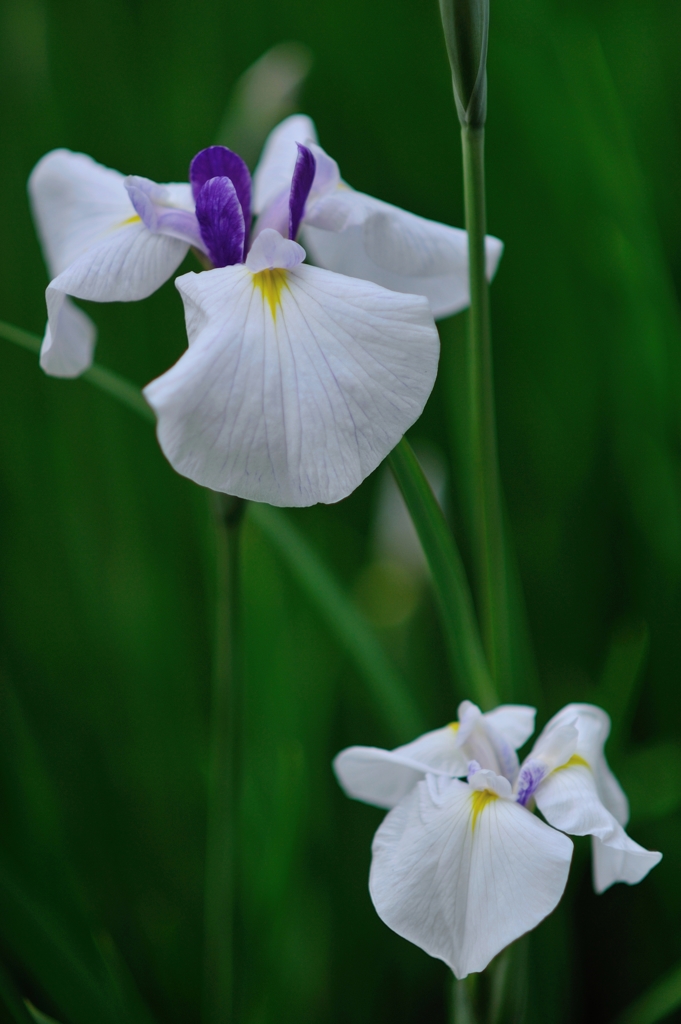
29;149;135;277
252;114;318;213
534;760;661;891
535;704;629;825
41;223;189;377
29;149;195;277
369;776;573;978
302;190;503;320
144;259;440;506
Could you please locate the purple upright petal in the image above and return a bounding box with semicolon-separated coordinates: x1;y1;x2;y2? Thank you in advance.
195;176;245;267
288;143;316;240
190;146;252;236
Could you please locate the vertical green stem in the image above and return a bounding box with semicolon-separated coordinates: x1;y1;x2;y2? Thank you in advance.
461;125;511;694
203;494;245;1024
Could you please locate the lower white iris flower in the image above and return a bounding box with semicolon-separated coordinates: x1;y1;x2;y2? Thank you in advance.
334;701;661;978
252;115;504;319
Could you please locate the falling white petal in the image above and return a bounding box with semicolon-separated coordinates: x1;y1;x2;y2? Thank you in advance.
40;294;96;378
253;114;319;213
29;149;193;377
144;235;440;507
370;774;573;978
591;836;661;894
534;758;661;891
303;190;503;320
42;223;188;377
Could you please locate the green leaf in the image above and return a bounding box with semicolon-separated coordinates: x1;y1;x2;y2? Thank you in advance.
249;503;425;742
25;1003;63;1024
388;438;497;709
615;962;681;1024
0;959;36;1024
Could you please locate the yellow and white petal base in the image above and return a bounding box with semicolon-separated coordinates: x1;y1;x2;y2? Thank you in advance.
144;229;440;506
369;772;573;978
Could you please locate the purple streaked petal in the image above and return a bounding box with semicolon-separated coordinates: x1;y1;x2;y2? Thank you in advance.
466;760;482;783
154;207;204;250
289;143;316;240
190;146;252;236
125;179;159;230
515;758;548;807
195;176;245;268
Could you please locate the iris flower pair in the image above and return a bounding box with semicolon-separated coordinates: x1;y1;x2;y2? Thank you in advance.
334;701;661;978
29;116;502;506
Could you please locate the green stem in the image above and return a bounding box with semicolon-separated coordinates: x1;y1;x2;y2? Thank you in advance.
461;126;511;696
0;321;155;424
203;494;245;1024
388;438;497;710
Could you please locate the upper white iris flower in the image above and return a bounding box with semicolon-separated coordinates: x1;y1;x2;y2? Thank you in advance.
251;114;503;319
29;140;439;505
334;701;661;978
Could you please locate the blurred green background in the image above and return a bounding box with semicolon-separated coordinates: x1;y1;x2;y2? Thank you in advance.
1;0;681;1020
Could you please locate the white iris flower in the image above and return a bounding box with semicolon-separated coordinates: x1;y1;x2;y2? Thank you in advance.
334;701;661;978
29;142;440;506
252;115;504;319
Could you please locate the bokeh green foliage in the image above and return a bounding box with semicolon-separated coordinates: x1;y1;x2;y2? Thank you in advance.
1;0;681;1021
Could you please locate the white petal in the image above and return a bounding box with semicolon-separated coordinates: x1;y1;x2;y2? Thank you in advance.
592;836;662;894
252;114;319;213
534;760;661;890
456;701;526;783
535;703;629;825
369;777;572;978
40;295;96;378
29;149;135;277
333;725;478;809
245;228;305;272
144;262;440;506
395;725;468;776
41;225;188;377
333;743;456;810
302;189;503;320
483;705;537;750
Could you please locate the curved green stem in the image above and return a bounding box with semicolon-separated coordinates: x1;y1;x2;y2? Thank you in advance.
388;438;497;709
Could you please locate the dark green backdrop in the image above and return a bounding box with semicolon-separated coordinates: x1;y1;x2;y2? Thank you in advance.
1;0;680;1020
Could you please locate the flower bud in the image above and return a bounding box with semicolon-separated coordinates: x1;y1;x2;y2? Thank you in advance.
438;0;489;128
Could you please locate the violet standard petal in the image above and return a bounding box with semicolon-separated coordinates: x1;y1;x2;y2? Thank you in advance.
190;146;252;237
195;176;245;268
289;143;316;241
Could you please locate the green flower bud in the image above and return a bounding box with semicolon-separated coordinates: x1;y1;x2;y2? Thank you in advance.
438;0;489;128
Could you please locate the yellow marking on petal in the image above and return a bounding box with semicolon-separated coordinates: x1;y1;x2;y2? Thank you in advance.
470;789;497;832
117;214;142;228
555;753;590;772
253;268;288;320
449;722;459;735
